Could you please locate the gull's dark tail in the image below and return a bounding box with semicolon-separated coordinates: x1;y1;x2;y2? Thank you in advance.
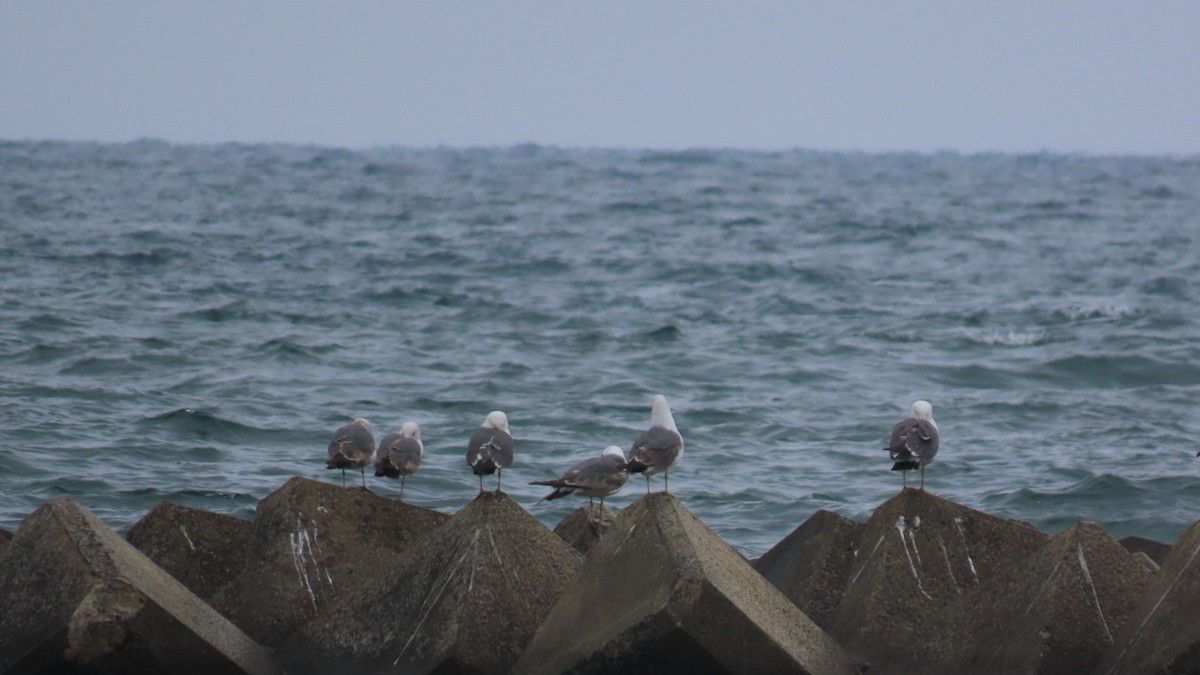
623;459;650;474
891;460;920;472
529;479;571;502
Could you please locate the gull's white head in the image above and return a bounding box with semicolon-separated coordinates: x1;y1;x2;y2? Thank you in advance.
601;445;626;461
910;400;935;422
484;410;510;432
352;418;372;431
650;394;677;431
399;421;421;440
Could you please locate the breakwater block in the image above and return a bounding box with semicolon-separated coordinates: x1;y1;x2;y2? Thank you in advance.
512;492;861;675
126;500;255;605
211;476;449;647
1097;519;1200;674
276;490;581;675
0;528;11;556
553;504;618;555
915;521;1154;675
752;508;865;631
0;498;279;675
1118;535;1171;567
829;488;1050;669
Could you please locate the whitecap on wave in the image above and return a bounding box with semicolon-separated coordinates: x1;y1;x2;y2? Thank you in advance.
960;328;1053;347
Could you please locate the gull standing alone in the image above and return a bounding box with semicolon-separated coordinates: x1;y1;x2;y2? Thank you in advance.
886;400;939;490
326;417;375;489
374;421;423;498
625;395;684;494
466;410;514;493
530;445;629;514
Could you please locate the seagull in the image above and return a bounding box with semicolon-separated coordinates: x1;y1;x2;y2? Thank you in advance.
625;395;684;494
466;410;514;493
530;445;629;516
374;421;423;499
326;418;375;489
886;400;939;490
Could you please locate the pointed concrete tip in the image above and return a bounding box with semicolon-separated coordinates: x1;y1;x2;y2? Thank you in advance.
753;508;865;631
831;488;1051;667
913;519;1155;675
553;505;619;556
1098;518;1200;675
213;474;450;647
126;500;255;604
0;498;280;675
277;483;582;675
514;491;861;675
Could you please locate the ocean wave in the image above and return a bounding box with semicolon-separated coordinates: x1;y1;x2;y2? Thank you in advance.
1038;354;1200;388
139;408;276;443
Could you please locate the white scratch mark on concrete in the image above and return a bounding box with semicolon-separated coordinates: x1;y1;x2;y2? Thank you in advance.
1104;538;1200;673
395;531;479;666
1023;559;1064;616
896;516;932;600
178;525;196;551
1078;544;1113;644
847;535;886;589
954;517;979;584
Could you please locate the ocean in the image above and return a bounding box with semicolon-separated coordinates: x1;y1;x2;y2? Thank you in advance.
2;139;1198;557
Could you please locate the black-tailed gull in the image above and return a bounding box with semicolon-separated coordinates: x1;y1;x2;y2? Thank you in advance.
625;395;684;494
326;417;375;489
466;410;514;493
886;400;939;490
531;445;629;515
374;421;423;499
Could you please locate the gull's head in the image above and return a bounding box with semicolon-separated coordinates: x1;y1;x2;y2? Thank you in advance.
399;421;421;440
602;445;626;461
352;418;372;431
910;400;934;422
650;394;677;431
484;410;510;432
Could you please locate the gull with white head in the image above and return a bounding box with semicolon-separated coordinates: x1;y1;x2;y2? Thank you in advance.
374;421;424;499
625;395;684;494
326;417;375;489
530;445;629;517
885;400;939;490
466;410;514;493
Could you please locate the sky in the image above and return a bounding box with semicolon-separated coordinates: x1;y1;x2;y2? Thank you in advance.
2;2;1198;154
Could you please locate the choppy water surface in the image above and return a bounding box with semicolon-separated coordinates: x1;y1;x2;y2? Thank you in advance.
2;140;1199;556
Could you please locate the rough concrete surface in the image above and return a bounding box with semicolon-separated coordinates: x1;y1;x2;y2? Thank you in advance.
277;490;582;675
126;500;255;605
829;488;1050;670
1097;519;1200;675
513;492;861;675
211;476;450;647
752;508;865;630
0;498;279;675
553;504;618;556
915;521;1155;675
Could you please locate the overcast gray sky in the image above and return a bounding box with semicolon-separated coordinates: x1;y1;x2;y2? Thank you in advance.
2;2;1197;154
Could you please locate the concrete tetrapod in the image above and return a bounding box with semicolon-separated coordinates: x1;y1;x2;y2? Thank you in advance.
277;490;582;675
752;508;866;631
552;504;618;556
829;488;1050;672
211;476;450;646
513;492;861;675
915;521;1155;675
0;499;279;675
1097;518;1200;675
126;500;256;605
